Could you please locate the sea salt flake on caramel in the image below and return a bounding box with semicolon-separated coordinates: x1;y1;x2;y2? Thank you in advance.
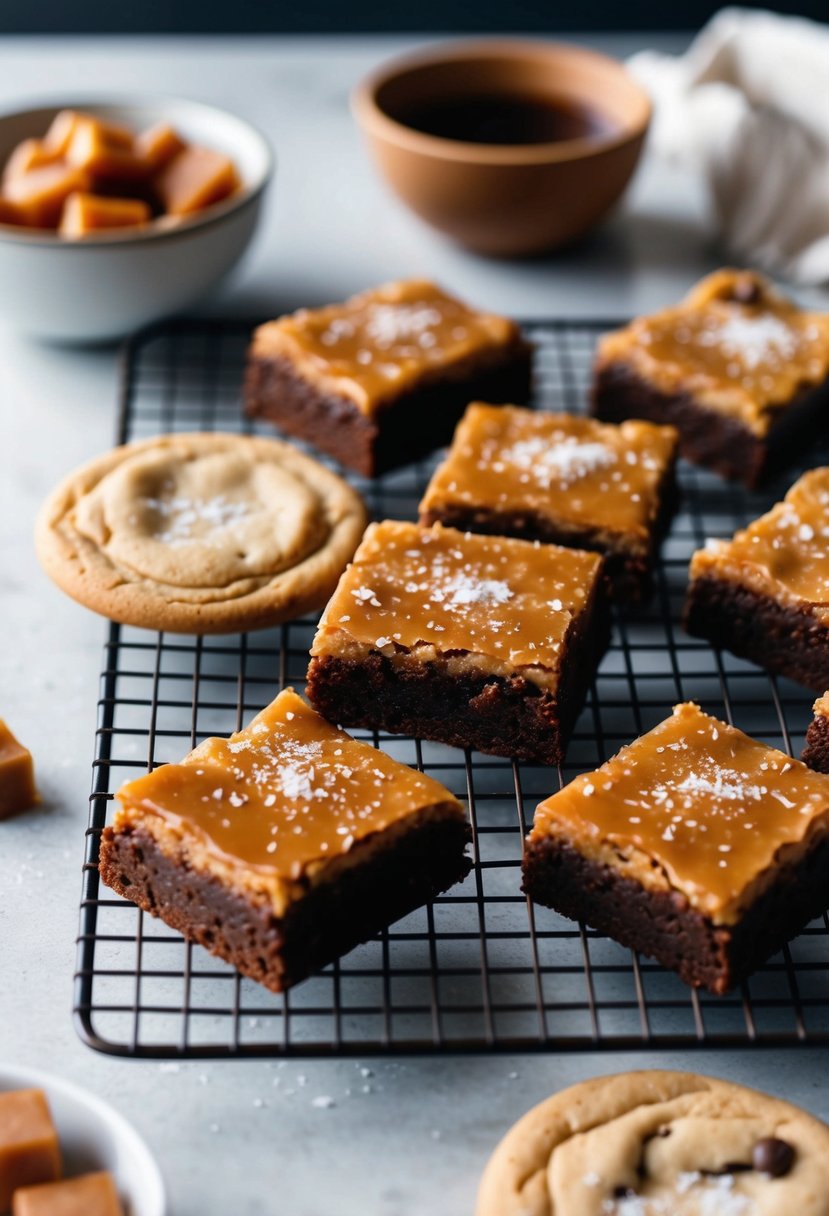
59;191;151;237
154;144;239;216
0;1089;61;1210
12;1170;123;1216
136;122;186;172
4;164;90;228
0;719;39;819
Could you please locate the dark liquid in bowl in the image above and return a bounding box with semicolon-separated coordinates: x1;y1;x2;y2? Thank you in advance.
394;93;617;146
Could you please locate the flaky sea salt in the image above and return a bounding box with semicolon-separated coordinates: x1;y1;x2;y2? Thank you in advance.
499;436;616;487
443;573;513;606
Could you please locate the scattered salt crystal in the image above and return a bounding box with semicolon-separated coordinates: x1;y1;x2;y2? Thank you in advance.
311;1095;335;1109
444;573;513;606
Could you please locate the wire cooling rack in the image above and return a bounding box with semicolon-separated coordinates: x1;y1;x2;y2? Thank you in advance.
74;317;829;1058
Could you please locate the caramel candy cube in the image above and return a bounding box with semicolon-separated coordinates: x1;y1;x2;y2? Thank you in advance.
4;165;89;228
155;144;239;216
136;122;186;172
0;197;22;226
43;109;80;155
66;117;147;182
2;139;58;184
0;720;38;818
0;1090;61;1209
13;1171;124;1216
60;192;151;237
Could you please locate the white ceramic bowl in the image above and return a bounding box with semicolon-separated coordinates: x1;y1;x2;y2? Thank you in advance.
0;1063;165;1216
0;95;273;342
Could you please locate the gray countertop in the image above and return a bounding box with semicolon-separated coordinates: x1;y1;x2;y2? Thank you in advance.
1;33;828;1216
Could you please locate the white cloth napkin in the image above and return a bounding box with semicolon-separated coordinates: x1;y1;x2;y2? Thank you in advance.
629;7;829;285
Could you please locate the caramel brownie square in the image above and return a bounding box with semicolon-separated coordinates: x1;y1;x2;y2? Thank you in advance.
99;688;470;993
306;520;609;766
244;280;533;477
684;468;829;691
592;269;829;487
802;693;829;773
419;404;679;603
522;702;829;993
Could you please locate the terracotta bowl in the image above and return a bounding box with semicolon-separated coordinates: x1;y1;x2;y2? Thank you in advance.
352;40;651;257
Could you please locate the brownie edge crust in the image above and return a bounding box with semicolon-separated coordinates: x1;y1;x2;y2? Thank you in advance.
99;816;471;993
592;362;829;489
306;590;609;767
683;575;829;693
244;345;533;479
521;834;829;994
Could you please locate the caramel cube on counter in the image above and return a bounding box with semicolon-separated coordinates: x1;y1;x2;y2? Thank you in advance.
4;164;89;228
60;192;151;237
66;117;147;182
2;139;58;184
0;720;38;818
13;1171;124;1216
0;1090;61;1210
136;122;186;171
155;144;238;215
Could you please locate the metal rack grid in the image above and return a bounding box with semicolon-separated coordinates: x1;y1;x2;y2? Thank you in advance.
75;317;829;1058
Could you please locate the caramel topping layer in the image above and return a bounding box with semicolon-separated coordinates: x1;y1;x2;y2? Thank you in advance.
250;280;523;416
116;689;462;879
421;405;677;541
597;270;829;434
814;692;829;718
311;520;603;684
530;702;829;921
690;467;829;607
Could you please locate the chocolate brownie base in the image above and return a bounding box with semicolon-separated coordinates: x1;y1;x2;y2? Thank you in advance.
683;575;829;693
306;591;610;766
592;362;829;489
99;817;471;993
521;834;829;994
802;712;829;773
419;468;679;606
244;344;533;478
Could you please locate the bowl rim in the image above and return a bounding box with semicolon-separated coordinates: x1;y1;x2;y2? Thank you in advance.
0;1061;166;1216
352;37;652;165
0;92;274;249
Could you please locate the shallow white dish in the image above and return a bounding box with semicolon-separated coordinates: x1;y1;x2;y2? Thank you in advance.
0;94;273;342
0;1063;165;1216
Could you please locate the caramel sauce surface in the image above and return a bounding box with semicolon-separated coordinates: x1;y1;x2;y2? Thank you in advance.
312;520;602;676
600;270;829;428
117;689;459;877
695;467;829;605
531;702;829;919
256;280;520;414
422;405;677;539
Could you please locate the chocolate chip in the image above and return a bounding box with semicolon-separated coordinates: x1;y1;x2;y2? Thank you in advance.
752;1137;796;1177
612;1185;636;1198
